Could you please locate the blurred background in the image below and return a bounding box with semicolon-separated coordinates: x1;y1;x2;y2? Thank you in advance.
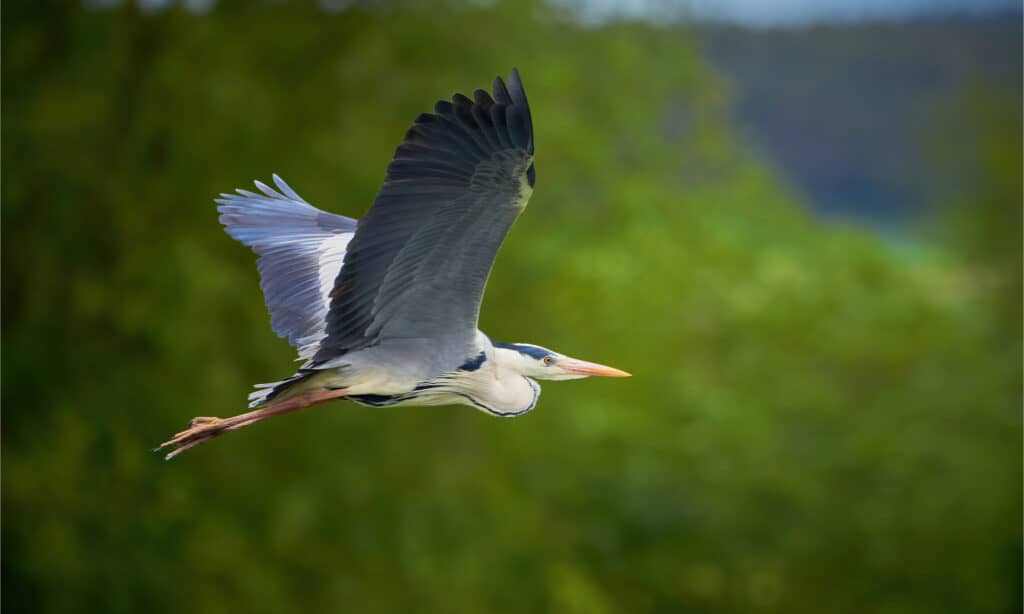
3;0;1020;612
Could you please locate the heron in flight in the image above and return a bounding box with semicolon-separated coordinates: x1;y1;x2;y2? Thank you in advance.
158;69;629;459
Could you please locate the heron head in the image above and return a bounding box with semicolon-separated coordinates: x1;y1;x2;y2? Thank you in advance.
493;342;631;381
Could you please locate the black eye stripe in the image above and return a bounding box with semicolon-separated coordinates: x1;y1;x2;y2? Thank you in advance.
492;341;552;361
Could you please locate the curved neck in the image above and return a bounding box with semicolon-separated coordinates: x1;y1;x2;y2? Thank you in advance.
444;335;541;416
466;371;540;417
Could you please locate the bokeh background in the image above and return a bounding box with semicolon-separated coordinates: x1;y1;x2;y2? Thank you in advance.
3;1;1021;612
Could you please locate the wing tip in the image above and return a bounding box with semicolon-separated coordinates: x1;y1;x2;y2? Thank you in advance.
411;70;534;157
435;68;530;113
500;68;532;154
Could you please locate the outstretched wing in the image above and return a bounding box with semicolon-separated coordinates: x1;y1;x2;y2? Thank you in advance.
216;175;357;361
312;69;535;366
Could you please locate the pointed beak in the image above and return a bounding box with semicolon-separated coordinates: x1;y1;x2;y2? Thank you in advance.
558;357;632;378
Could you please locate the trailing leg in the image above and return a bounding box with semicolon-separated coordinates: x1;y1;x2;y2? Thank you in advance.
156;387;349;460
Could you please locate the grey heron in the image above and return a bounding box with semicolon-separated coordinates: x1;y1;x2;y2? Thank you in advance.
158;69;629;460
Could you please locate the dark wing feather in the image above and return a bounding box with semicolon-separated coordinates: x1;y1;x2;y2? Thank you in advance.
312;69;535;366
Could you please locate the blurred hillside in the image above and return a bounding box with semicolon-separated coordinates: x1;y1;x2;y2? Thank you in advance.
700;14;1022;224
3;2;1020;613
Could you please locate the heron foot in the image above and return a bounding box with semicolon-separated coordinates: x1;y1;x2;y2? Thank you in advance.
158;416;230;460
189;416;222;427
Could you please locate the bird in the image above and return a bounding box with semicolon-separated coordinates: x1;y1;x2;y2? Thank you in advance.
157;69;629;460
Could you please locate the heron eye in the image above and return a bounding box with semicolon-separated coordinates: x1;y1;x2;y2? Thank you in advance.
543;356;554;366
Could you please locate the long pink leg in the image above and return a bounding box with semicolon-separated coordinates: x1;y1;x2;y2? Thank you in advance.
156;388;349;460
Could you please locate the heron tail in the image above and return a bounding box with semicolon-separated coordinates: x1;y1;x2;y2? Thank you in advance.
246;369;344;408
247;374;306;408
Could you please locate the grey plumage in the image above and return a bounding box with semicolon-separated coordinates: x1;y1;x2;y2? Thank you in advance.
312;69;535;369
216;70;537;406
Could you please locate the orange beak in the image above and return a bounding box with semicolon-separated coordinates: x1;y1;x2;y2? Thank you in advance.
558;357;632;378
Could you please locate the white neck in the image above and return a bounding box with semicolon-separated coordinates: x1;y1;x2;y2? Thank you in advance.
438;335;541;416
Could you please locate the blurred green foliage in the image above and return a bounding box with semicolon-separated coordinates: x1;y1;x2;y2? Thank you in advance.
3;2;1020;613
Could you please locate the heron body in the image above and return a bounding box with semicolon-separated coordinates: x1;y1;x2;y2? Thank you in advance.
334;333;543;416
159;69;628;459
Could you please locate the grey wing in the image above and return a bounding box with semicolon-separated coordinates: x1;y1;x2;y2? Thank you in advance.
216;174;357;361
312;69;535;367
